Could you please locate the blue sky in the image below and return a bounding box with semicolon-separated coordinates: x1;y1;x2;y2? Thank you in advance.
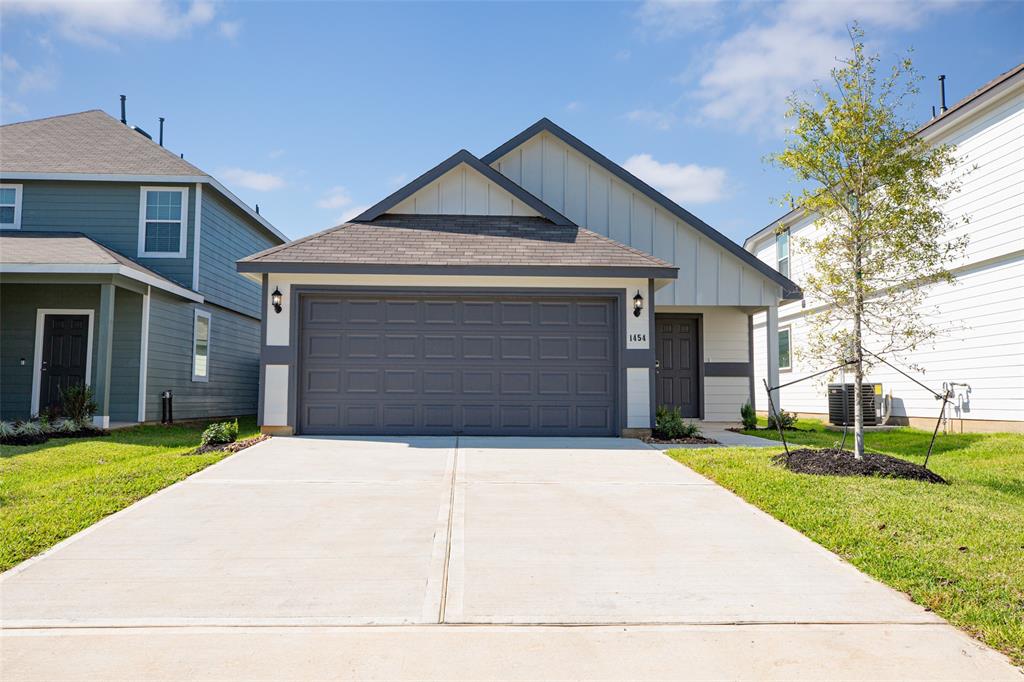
2;1;1022;243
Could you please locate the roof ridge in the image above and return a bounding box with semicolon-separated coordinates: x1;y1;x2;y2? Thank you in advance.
91;109;210;177
0;108;104;128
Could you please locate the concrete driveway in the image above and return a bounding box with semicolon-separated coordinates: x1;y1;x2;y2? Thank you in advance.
1;436;1017;680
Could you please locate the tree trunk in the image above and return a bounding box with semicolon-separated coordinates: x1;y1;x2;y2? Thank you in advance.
853;244;865;460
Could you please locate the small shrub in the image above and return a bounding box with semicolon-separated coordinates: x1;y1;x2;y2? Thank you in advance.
59;384;98;424
200;419;239;447
655;405;702;440
15;421;44;437
0;421;16;440
53;418;80;434
740;402;758;430
768;409;797;430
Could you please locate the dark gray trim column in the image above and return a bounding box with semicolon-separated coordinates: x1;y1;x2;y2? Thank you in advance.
647;279;656;428
93;283;116;428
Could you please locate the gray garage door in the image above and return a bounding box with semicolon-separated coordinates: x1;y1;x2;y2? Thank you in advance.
297;293;619;435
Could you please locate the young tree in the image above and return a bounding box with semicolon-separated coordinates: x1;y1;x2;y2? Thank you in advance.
770;26;969;459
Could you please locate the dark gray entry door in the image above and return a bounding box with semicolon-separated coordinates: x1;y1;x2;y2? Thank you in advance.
39;314;89;415
655;314;701;418
297;293;619;436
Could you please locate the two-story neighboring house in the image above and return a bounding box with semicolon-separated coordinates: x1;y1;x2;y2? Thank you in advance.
238;122;800;437
0;109;286;427
746;63;1024;433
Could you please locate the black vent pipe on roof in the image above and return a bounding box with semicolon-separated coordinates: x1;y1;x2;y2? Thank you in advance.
159;117;165;146
120;95;127;124
938;75;947;113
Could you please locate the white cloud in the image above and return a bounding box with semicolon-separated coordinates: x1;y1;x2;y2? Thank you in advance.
316;186;354;209
625;108;676;131
623;154;728;204
220;168;285;192
387;173;409;189
219;20;241;40
4;0;216;48
268;148;286;159
634;0;724;39
690;0;959;131
565;101;583;112
1;97;30;120
339;205;370;223
1;53;58;94
614;48;632;62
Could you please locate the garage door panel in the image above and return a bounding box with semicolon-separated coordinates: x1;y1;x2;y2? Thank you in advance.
299;294;618;435
346;334;380;359
423;335;457;359
383;370;416;394
499;371;532;395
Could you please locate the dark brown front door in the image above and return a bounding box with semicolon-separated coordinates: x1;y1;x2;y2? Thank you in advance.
655;314;701;418
39;314;89;415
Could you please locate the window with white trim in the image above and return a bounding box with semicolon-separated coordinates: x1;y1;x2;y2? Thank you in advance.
139;187;188;257
778;326;792;371
0;184;23;229
776;229;790;279
192;309;211;382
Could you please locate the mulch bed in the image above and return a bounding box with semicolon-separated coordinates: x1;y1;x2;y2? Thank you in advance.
727;426;812;433
645;435;720;445
189;433;270;456
1;428;109;447
772;447;947;483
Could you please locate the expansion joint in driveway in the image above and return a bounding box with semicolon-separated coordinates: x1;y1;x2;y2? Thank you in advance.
438;435;459;624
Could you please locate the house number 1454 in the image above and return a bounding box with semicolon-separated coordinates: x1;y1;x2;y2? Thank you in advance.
629;333;647;342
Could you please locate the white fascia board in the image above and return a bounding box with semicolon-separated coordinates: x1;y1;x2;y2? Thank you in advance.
0;172;288;244
0;263;204;302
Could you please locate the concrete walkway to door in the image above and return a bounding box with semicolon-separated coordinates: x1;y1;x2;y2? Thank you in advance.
1;436;1018;680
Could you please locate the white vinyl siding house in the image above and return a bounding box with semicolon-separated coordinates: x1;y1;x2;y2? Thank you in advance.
747;65;1024;431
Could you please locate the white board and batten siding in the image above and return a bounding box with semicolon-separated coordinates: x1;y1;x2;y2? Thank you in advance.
390;164;541;217
750;81;1024;424
490;131;784;308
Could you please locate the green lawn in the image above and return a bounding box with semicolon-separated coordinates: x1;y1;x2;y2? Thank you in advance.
0;416;259;572
668;419;1024;665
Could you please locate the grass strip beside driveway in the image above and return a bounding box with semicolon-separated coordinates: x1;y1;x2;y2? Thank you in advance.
0;416;259;572
667;420;1024;666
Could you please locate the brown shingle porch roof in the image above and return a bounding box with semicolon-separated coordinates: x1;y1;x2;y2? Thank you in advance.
0;232;202;301
238;214;677;277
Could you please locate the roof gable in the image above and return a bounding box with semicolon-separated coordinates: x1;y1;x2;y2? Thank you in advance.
483;118;801;299
354;150;573;225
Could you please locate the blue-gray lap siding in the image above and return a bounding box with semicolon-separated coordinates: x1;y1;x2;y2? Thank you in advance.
17;181;196;289
196;190;270;318
144;291;260;421
0;283;141;422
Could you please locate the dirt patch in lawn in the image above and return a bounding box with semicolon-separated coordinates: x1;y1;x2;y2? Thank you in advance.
189;433;270;456
773;447;947;483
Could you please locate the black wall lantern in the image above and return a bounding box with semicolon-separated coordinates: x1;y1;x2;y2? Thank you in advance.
633;290;644;317
271;287;283;314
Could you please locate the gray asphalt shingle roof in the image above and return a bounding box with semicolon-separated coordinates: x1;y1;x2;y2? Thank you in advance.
0;231;184;286
0;109;206;177
239;214;675;273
